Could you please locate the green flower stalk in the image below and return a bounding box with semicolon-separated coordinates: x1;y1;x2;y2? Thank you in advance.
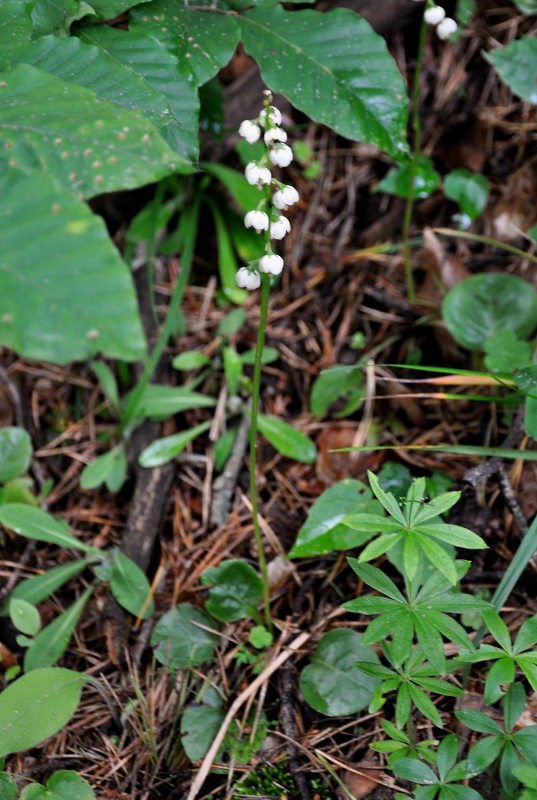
236;91;299;632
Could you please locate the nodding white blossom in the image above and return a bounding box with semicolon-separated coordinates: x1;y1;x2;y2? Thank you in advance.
258;105;282;127
273;185;299;210
239;119;261;144
244;161;272;187
244;210;269;232
235;267;261;291
264;127;287;145
259;253;284;276
436;16;457;39
269;144;293;168
270;216;291;240
424;4;445;24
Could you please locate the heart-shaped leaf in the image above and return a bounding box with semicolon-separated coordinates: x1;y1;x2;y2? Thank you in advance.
442;273;537;351
201;560;262;622
151;603;219;670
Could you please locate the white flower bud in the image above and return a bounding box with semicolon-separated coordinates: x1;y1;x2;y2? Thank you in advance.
436;16;457;39
239;119;261;144
259;253;284;276
235;267;261;290
424;4;445;24
269;144;293;168
273;185;299;210
258;105;282;127
264;127;287;145
244;210;269;232
270;216;291;240
244;161;271;187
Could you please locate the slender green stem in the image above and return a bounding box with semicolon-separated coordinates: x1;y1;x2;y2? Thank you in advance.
434;227;537;266
402;12;427;301
249;274;272;633
120;197;202;437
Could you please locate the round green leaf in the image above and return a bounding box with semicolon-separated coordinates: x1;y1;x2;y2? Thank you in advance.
8;598;41;636
289;479;375;557
151;603;218;670
256;412;316;463
201;559;262;623
442;274;537;351
44;770;95;800
444;168;489;220
299;629;380;716
0;427;32;483
377;154;440;199
180;705;226;761
0;668;85;757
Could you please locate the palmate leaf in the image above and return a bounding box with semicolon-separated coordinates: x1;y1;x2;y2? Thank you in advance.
0;63;189;200
239;6;408;159
0;169;147;364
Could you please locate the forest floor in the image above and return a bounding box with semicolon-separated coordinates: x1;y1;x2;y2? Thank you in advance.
2;1;537;799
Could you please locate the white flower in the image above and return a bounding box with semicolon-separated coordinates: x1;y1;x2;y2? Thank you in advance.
235;267;261;290
258;105;282;127
259;253;284;276
424;4;445;24
239;119;261;144
269;144;293;168
273;185;299;210
270;216;291;240
436;16;457;39
244;210;269;232
244;161;271;187
264;127;287;145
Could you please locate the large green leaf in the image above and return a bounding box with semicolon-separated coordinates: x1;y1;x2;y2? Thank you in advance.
442;274;537;351
21;770;95;800
31;0;77;36
0;427;32;483
0;668;85;757
289;479;375;557
88;0;150;18
299;629;380;716
0;169;147;363
239;6;408;159
129;0;240;86
180;705;226;761
0;63;189;199
11;34;188;156
76;26;199;161
0;1;32;68
485;37;537;105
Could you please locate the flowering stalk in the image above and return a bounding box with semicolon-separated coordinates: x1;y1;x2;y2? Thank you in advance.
403;1;458;300
236;90;299;633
